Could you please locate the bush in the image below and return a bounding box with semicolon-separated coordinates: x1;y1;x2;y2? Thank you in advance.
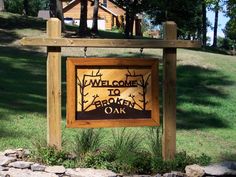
30;128;211;174
75;128;102;158
151;151;211;174
108;128;143;173
31;139;76;168
78;150;115;170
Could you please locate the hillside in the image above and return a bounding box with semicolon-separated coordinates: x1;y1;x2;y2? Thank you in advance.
0;12;236;162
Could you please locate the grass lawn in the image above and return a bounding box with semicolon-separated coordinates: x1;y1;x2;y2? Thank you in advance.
0;12;236;163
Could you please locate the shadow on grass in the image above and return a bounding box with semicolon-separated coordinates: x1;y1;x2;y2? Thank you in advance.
176;65;233;129
187;46;230;56
0;13;46;30
0;30;21;44
219;152;236;161
0;46;46;114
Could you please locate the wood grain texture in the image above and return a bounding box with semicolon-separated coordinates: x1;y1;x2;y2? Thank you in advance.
20;38;201;48
162;21;177;160
47;18;62;149
66;58;159;128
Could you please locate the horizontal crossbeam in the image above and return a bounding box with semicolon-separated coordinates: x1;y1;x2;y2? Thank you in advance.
20;37;201;48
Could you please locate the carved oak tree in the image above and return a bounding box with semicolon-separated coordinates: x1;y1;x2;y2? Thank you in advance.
126;69;151;110
77;69;102;112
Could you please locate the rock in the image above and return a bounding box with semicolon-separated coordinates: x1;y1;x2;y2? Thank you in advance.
31;163;46;171
16;148;23;151
0;168;57;177
185;164;205;177
8;161;34;169
152;174;162;177
0;168;32;177
4;149;17;156
16;150;24;158
75;168;117;177
23;149;31;157
33;171;58;177
203;161;236;176
65;168;83;177
163;172;186;177
123;175;152;177
0;156;17;166
45;165;66;174
0;166;9;171
170;171;186;177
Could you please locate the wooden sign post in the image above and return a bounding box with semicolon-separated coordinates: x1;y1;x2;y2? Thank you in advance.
20;18;201;160
47;18;62;149
162;22;177;160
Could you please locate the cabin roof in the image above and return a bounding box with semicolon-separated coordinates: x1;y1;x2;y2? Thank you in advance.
63;0;125;17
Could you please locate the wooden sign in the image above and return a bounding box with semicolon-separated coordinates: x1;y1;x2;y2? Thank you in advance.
66;58;159;128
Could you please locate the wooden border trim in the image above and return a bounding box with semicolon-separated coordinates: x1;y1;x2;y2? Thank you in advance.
21;38;201;48
66;58;159;128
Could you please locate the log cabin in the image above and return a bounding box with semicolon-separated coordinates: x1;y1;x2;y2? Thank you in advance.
62;0;142;36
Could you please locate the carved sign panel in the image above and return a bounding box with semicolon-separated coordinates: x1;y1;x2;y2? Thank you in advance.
67;58;159;128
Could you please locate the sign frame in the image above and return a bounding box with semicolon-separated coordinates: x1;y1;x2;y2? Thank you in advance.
66;58;159;128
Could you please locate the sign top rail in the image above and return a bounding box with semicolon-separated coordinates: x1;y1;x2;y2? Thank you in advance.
20;37;201;48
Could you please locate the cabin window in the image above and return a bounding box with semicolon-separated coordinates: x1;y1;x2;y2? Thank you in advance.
102;0;107;7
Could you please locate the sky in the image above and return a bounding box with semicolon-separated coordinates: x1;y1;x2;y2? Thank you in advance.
207;7;229;43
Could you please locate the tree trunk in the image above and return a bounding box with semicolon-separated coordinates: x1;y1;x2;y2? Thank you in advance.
125;10;132;38
130;14;135;37
202;0;207;46
49;0;65;32
212;0;219;47
92;0;99;34
79;0;88;36
23;0;29;16
0;0;5;12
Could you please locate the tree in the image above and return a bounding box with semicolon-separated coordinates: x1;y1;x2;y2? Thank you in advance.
0;0;5;11
116;0;149;38
77;69;102;112
211;0;221;47
224;0;236;41
23;0;29;16
92;0;99;34
126;69;151;110
49;0;64;31
78;0;88;36
4;0;48;16
147;0;202;39
202;0;207;46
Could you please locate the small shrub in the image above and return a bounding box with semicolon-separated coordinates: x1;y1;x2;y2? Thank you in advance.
151;151;211;174
146;127;211;174
31;139;76;168
75;128;102;158
133;151;153;174
108;128;143;174
78;150;114;170
147;127;162;157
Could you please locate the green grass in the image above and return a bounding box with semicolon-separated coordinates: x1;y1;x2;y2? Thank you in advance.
0;12;236;163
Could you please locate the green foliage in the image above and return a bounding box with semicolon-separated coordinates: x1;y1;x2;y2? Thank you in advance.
224;19;236;41
31;139;76;168
75;129;102;158
224;0;236;42
151;151;211;174
108;128;143;173
217;37;234;50
146;0;202;39
147;127;162;157
4;0;49;16
78;151;115;170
